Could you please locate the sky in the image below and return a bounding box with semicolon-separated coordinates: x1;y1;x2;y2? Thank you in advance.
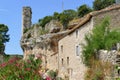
0;0;94;55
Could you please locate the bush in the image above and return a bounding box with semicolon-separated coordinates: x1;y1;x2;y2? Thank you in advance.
0;55;42;80
93;0;115;10
77;4;92;17
38;16;53;28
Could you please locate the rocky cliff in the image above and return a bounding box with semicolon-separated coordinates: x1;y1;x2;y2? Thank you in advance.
21;20;70;60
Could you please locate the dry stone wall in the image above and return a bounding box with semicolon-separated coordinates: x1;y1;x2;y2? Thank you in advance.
97;50;118;64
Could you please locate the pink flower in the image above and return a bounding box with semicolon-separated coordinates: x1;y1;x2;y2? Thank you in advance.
46;76;51;80
27;60;31;64
35;54;42;59
15;63;20;68
8;57;21;64
0;62;7;68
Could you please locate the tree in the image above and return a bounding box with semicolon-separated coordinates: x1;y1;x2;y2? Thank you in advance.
0;24;9;54
77;4;92;17
53;12;60;20
93;0;115;10
59;9;77;29
38;16;53;28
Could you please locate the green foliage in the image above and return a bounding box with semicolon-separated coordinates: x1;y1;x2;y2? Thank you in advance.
53;12;60;20
39;28;49;35
93;0;115;10
37;1;116;30
0;55;42;80
23;28;29;33
38;16;53;28
0;24;9;43
0;24;9;54
0;55;62;80
38;9;77;29
60;9;77;29
83;17;120;66
47;70;57;79
77;4;92;17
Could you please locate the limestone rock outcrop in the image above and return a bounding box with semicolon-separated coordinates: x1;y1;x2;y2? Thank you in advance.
45;20;63;33
21;26;69;59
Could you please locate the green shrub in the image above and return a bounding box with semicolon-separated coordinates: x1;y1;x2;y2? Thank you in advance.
93;0;115;10
77;4;92;17
39;28;49;35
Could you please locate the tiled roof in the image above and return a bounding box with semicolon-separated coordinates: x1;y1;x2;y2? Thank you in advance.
68;4;120;34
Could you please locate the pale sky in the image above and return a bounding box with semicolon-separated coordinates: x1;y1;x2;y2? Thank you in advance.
0;0;94;55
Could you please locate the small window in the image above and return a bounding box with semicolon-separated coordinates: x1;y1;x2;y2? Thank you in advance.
67;57;69;65
76;30;78;38
76;46;80;56
56;57;57;62
61;45;63;53
45;61;47;64
62;58;64;66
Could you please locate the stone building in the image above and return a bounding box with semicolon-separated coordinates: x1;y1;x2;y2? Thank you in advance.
21;4;120;80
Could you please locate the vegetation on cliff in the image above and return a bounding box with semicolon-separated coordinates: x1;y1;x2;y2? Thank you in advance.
93;0;115;10
37;0;115;30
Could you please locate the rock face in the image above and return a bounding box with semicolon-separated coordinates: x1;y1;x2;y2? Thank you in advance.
22;7;32;35
20;6;69;70
21;29;69;69
45;20;63;33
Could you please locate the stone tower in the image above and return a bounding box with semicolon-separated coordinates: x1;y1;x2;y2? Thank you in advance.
22;7;32;35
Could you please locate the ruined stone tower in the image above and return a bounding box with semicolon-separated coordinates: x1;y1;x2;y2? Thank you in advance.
22;7;32;35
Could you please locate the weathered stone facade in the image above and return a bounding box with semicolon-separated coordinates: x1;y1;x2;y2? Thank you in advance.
22;7;32;35
58;18;93;80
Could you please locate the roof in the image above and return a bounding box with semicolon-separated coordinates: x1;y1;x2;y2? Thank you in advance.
68;4;120;34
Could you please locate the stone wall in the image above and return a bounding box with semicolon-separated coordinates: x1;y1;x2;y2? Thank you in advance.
93;4;120;29
97;50;118;64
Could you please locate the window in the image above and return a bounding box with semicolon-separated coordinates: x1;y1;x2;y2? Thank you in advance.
56;57;57;62
62;58;64;66
61;45;63;53
76;30;78;38
76;45;80;56
67;57;69;65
